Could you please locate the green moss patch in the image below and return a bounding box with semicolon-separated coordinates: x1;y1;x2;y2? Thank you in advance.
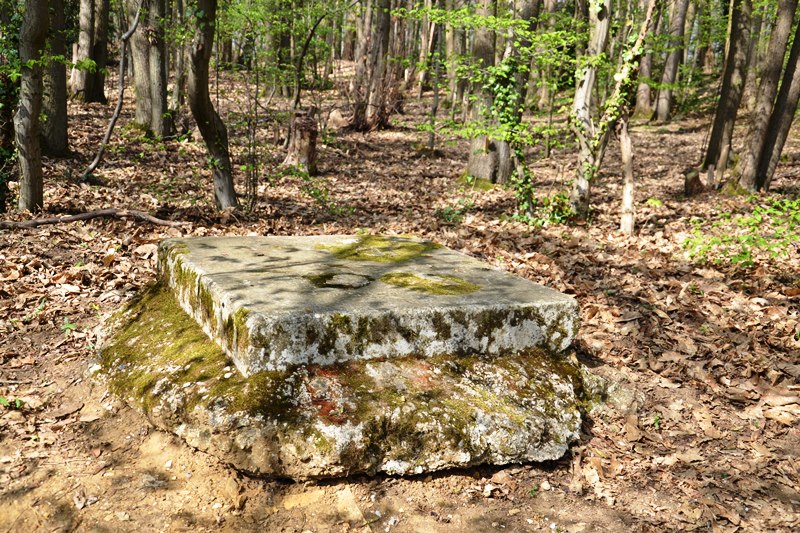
101;283;231;414
101;285;592;473
380;272;480;295
317;235;440;263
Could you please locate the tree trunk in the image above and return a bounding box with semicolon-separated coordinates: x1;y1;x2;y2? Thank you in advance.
494;0;539;185
416;0;433;95
740;3;763;111
350;0;373;130
70;0;109;103
148;0;171;137
700;0;751;190
445;0;466;116
755;17;800;190
42;0;69;156
129;0;152;128
0;4;17;212
571;0;659;217
652;0;689;121
737;0;798;191
619;114;635;235
570;0;612;216
15;0;49;212
366;0;392;129
466;0;497;182
171;0;186;111
188;0;237;209
283;108;318;175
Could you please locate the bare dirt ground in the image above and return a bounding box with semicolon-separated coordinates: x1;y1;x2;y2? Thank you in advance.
1;74;799;532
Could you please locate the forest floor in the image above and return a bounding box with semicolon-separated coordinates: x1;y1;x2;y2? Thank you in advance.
1;74;800;532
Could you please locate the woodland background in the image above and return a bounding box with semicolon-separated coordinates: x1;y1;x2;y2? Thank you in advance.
1;0;800;531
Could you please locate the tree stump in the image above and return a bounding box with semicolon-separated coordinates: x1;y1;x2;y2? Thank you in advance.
466;136;497;183
283;107;318;175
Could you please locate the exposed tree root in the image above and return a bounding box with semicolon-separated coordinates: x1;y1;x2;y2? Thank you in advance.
0;208;187;229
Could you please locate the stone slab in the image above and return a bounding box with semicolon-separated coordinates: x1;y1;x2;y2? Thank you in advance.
100;284;602;479
158;235;578;376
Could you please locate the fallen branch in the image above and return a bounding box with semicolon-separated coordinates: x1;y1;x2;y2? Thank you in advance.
0;208;187;229
80;2;142;180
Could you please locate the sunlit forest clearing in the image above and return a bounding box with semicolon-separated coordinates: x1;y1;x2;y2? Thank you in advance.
2;0;800;530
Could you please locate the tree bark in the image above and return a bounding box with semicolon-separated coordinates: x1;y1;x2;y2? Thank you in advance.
42;0;69;156
283;108;318;175
494;0;539;185
466;0;497;182
170;0;186;111
740;3;763;111
147;0;171;137
634;44;654;116
755;17;800;190
70;0;108;103
129;0;152;128
15;0;49;212
652;0;689;121
366;0;392;129
619;114;635;235
0;3;16;212
570;0;612;216
188;0;237;209
571;0;659;217
737;0;798;191
700;0;751;190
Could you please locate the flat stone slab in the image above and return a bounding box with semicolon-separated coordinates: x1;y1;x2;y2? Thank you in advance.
100;284;601;479
159;235;578;376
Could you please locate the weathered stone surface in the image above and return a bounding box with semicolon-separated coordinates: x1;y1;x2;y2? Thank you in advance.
100;284;601;479
159;235;579;376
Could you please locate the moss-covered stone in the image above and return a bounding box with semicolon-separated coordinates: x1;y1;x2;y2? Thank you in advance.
101;286;597;478
380;272;480;296
101;283;230;414
317;235;441;263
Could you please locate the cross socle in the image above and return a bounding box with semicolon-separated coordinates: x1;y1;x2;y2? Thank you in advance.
158;235;579;376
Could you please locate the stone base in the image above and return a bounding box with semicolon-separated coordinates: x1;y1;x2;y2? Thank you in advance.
100;284;602;480
158;235;579;376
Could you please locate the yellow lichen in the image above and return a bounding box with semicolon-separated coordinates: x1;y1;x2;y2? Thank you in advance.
380;272;480;295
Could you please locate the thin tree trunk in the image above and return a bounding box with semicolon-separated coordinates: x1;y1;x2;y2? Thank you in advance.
756;17;800;190
571;0;659;216
737;0;798;191
428;4;443;151
740;3;763;111
570;0;612;215
129;0;151;128
652;0;689;121
81;2;142;179
466;0;497;182
350;0;373;130
494;0;540;185
16;0;49;212
416;0;433;96
42;0;69;156
188;0;237;209
366;0;391;129
619;113;635;235
700;0;751;190
148;0;171;137
170;0;186;111
0;4;14;212
89;0;109;102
